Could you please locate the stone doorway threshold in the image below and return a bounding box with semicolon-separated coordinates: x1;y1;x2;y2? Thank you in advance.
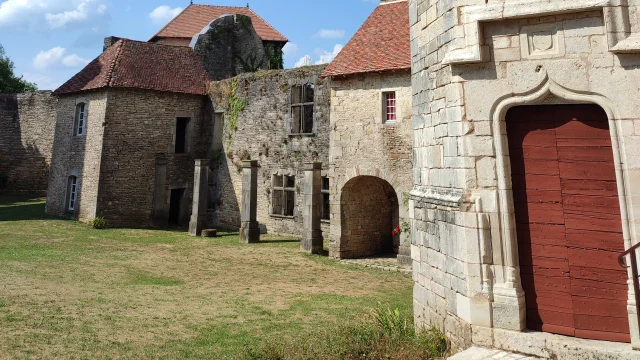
448;347;544;360
339;254;411;275
467;328;639;360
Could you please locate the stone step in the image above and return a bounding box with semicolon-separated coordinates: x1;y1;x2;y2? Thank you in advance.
448;347;546;360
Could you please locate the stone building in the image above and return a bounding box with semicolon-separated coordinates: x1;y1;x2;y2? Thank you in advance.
0;92;57;193
148;3;287;64
322;0;413;266
45;40;209;225
206;65;331;237
409;0;640;357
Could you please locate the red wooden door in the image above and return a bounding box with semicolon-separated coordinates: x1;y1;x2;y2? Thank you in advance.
507;104;630;343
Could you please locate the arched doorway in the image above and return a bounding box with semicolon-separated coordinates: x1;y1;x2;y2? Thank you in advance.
339;176;399;258
506;104;630;342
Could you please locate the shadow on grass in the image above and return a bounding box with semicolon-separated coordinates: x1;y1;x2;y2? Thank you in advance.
0;195;57;222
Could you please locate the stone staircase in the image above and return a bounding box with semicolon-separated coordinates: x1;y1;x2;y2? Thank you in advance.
448;347;545;360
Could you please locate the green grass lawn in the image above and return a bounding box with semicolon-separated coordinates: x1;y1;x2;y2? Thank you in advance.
0;195;415;359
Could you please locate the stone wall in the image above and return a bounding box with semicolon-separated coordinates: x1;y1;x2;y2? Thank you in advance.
96;88;207;227
0;92;57;193
410;0;640;353
328;71;413;265
192;14;278;81
207;65;330;237
46;91;108;222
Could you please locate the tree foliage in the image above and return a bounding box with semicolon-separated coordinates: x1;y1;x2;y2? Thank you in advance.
0;43;37;93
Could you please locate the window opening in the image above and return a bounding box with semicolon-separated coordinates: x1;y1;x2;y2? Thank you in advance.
291;84;315;134
383;92;397;123
272;174;295;217
67;176;78;211
321;176;330;221
74;103;86;136
175;117;189;154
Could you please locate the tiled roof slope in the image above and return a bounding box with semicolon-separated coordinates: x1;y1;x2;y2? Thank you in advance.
322;0;410;77
55;39;209;95
150;4;287;43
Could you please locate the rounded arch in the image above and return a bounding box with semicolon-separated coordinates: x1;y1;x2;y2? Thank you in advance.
339;175;399;259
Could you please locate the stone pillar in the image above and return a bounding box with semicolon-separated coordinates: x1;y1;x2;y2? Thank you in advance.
301;162;323;254
152;155;168;227
189;159;209;236
240;160;260;243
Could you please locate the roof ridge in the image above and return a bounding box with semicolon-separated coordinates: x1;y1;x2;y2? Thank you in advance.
105;40;125;87
245;8;288;43
148;4;191;42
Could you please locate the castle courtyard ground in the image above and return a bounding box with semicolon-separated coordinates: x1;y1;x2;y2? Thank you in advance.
0;195;413;359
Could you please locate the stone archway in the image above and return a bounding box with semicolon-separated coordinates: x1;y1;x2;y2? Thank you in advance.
338;175;399;258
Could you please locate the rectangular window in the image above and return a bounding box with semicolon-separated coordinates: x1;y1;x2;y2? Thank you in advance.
383;91;396;123
272;174;295;217
321;176;330;221
291;84;315;134
74;103;86;136
175;117;189;154
67;176;77;212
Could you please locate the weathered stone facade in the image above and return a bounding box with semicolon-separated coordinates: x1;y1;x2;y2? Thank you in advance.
207;65;330;236
46;89;207;226
46;91;108;221
410;0;640;357
327;71;413;265
0;92;57;193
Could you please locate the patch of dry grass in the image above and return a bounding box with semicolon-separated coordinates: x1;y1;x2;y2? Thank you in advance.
0;196;413;359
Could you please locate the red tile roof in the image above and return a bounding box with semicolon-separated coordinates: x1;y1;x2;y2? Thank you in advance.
55;39;209;96
322;0;411;78
150;4;287;43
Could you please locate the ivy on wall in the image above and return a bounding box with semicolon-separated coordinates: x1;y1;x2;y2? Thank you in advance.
225;77;247;148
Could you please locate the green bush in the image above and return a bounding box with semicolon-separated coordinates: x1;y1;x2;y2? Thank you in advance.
243;304;449;360
89;217;108;229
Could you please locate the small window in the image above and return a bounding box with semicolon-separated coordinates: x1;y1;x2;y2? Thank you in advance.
291;84;315;134
67;176;78;212
175;117;190;154
272;174;295;217
383;92;396;123
321;176;330;221
74;103;86;136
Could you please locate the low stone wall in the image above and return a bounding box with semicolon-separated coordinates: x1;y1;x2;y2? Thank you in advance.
0;92;57;193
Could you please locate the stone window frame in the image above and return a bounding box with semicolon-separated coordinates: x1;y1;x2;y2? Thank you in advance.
73;97;88;137
380;90;401;126
65;169;80;214
170;111;194;155
289;83;316;135
271;172;296;218
382;91;397;124
321;176;330;222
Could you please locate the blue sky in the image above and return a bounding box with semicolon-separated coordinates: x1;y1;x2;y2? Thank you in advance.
0;0;379;90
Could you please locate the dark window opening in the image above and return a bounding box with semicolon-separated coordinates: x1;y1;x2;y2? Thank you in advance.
321;176;330;221
66;176;78;212
291;84;315;134
272;174;295;217
169;188;186;226
175;117;189;154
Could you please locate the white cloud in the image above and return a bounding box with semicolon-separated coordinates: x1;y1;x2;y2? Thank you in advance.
315;44;344;65
282;42;298;58
149;5;183;25
33;47;90;71
293;44;344;68
294;55;312;68
0;0;109;31
315;29;345;39
22;72;61;91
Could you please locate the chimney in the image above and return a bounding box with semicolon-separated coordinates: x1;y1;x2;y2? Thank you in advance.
103;36;121;52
